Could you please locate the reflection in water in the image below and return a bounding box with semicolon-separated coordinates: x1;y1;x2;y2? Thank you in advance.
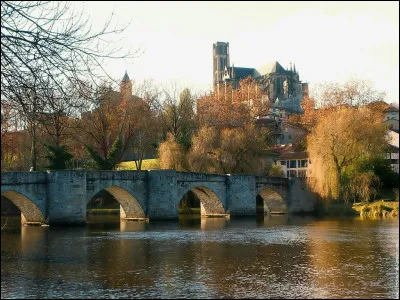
1;215;398;299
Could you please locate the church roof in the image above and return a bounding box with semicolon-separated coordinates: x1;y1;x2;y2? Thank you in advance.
230;67;255;80
255;61;287;76
122;71;130;82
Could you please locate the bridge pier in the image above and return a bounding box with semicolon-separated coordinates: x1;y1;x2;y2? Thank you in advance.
147;170;179;220
227;174;257;217
47;171;87;225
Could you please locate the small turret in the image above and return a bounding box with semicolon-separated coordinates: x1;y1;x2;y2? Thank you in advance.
122;70;130;82
120;70;132;102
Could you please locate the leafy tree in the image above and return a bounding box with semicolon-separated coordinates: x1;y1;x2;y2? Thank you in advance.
268;164;285;177
129;101;160;170
80;83;122;159
160;87;196;148
44;144;73;170
307;106;387;202
197;77;268;128
85;135;122;170
188;124;271;174
158;133;186;171
344;155;399;190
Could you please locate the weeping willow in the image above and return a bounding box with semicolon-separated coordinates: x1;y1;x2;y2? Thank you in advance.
307;154;340;201
158;133;186;171
307;106;387;203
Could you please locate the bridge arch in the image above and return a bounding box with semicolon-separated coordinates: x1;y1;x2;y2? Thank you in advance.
257;187;287;214
1;190;46;223
87;186;145;219
177;186;226;216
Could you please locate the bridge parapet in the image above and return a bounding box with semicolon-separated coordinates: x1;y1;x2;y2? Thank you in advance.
255;176;289;186
176;171;226;182
86;170;147;181
1;171;47;185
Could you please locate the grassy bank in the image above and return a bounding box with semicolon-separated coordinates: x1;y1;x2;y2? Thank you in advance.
353;200;398;218
118;159;160;170
318;200;399;218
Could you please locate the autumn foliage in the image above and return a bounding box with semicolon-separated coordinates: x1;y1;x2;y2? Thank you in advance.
307;106;387;201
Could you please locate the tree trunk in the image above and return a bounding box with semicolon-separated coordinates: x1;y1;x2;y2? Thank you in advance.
30;124;37;171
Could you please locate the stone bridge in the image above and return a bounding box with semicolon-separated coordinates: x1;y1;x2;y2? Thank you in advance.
1;170;317;225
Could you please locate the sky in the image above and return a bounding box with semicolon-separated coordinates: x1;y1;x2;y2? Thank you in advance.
81;1;399;103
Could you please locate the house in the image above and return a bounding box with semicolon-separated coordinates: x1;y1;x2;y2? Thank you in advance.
383;106;399;132
270;143;310;178
386;130;399;173
275;151;310;178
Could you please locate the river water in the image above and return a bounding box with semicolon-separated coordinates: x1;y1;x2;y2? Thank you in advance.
1;215;399;299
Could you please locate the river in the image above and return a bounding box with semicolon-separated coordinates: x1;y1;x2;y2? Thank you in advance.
1;215;399;299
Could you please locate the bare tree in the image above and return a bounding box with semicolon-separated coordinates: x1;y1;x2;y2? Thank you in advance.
38;80;88;147
312;78;386;108
1;1;141;170
1;1;140;115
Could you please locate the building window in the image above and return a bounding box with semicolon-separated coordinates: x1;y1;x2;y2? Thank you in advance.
289;170;297;177
280;160;286;166
289;160;296;168
298;170;307;178
300;160;308;168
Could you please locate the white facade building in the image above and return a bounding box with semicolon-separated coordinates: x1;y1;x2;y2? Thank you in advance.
386;130;399;173
275;151;311;178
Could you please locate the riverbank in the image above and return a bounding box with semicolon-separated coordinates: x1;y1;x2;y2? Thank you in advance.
317;199;399;218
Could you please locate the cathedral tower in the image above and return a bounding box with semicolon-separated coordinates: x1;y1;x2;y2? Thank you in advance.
120;71;132;102
213;42;230;86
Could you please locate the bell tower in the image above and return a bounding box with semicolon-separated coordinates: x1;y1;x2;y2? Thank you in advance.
213;42;230;87
120;70;132;102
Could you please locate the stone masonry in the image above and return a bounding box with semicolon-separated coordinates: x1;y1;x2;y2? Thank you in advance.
1;170;317;225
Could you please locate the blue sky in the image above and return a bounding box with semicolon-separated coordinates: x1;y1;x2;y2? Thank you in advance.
82;1;399;103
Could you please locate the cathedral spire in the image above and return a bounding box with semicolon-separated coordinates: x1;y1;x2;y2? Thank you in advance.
293;64;297;74
290;62;293;72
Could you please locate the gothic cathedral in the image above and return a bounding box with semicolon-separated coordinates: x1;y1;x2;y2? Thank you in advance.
213;41;308;112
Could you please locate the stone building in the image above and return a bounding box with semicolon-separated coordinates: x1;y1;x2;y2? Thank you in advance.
213;41;308;113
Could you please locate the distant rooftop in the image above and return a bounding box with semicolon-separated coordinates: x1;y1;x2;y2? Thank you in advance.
255;61;287;76
278;151;309;160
